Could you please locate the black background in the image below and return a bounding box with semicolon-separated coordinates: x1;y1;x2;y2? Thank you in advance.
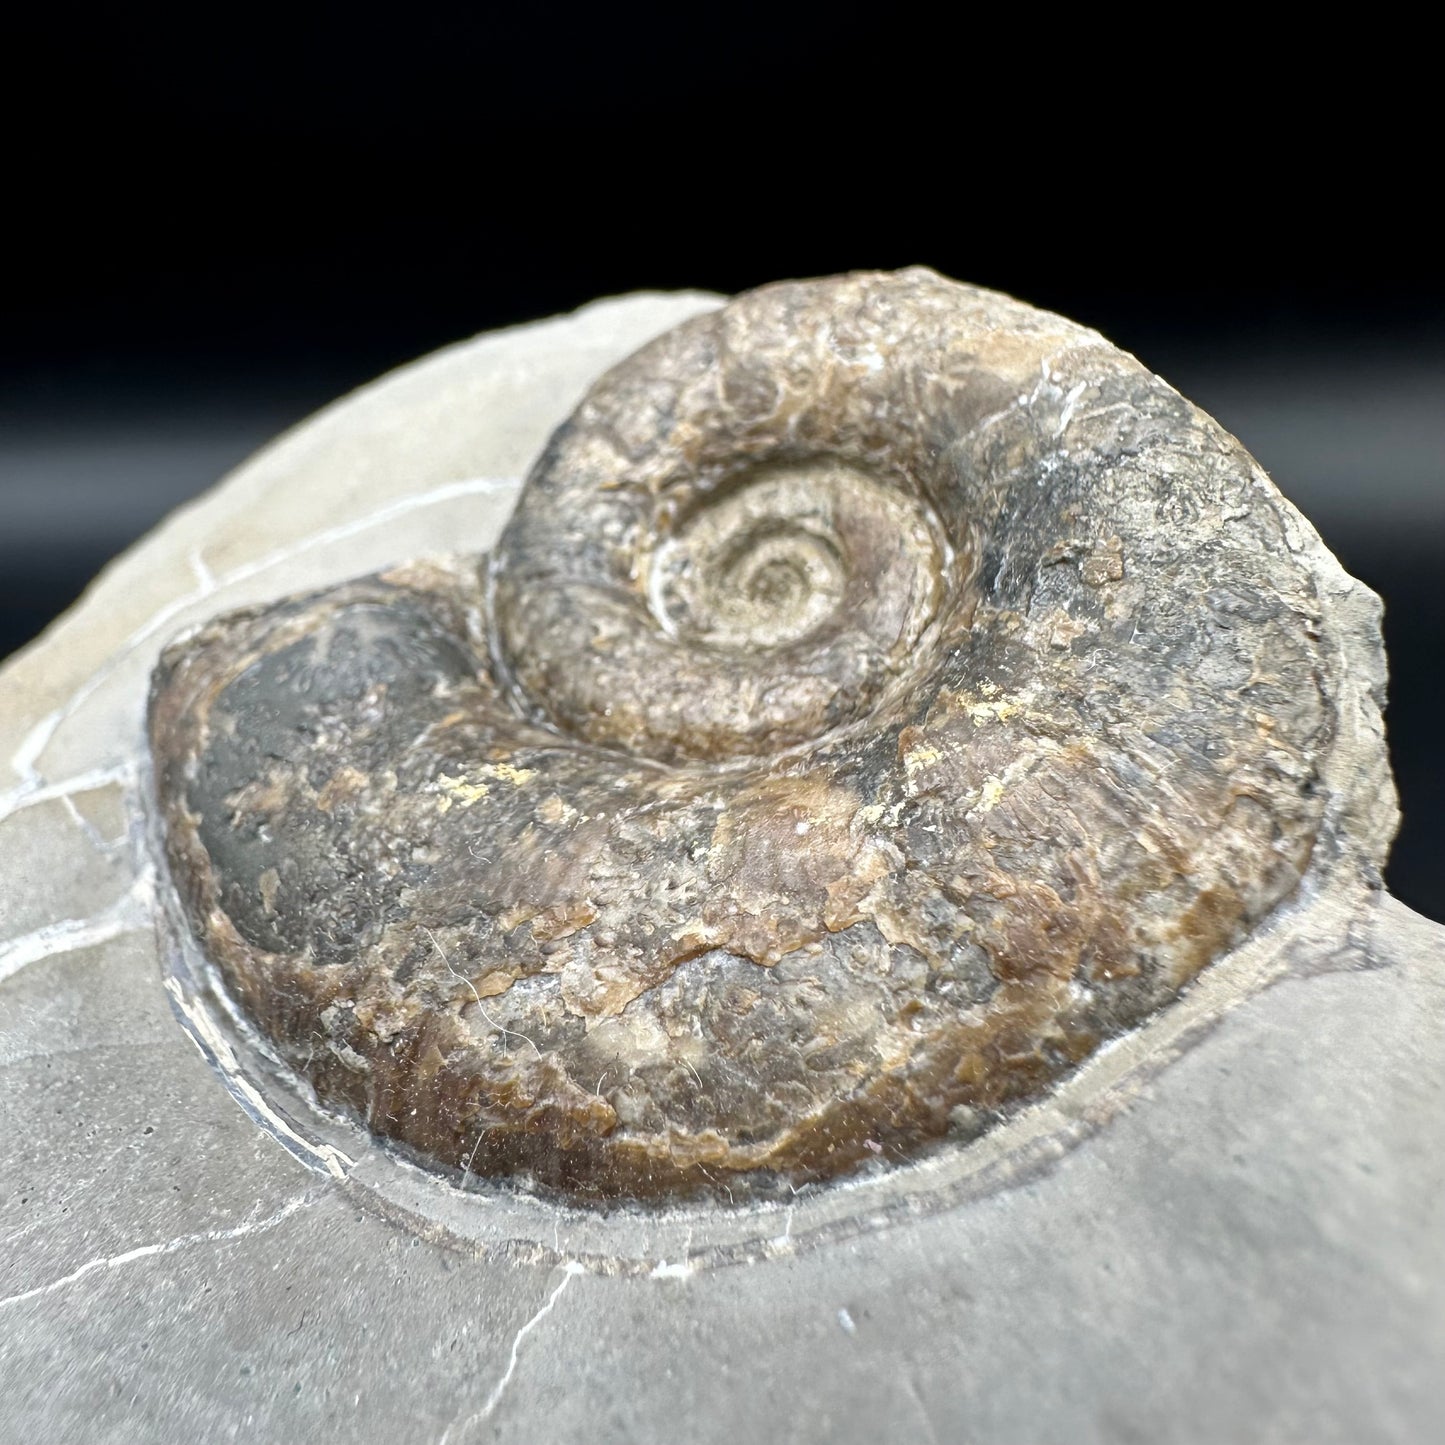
3;11;1440;918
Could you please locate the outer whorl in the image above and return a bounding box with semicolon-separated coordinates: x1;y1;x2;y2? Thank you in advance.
149;269;1360;1203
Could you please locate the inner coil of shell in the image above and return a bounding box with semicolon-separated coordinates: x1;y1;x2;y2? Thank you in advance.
149;269;1332;1203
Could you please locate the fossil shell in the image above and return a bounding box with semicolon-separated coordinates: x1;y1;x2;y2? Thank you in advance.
149;269;1343;1203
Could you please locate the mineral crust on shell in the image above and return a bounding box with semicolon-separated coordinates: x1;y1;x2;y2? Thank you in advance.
146;270;1395;1201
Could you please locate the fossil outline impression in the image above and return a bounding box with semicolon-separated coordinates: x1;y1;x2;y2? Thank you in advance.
149;269;1359;1203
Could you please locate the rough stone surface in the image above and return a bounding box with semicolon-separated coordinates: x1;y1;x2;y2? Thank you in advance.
1;287;1441;1443
146;271;1396;1202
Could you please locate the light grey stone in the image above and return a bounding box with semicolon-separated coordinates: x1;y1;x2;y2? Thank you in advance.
1;290;1441;1444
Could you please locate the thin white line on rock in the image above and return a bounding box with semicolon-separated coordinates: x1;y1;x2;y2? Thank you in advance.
0;870;154;986
0;1191;321;1310
0;761;135;825
2;474;518;805
438;1263;585;1443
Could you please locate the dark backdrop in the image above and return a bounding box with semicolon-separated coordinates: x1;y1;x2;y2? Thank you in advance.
3;11;1440;918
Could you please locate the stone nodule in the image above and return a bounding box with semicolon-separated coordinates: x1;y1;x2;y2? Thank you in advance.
147;269;1381;1204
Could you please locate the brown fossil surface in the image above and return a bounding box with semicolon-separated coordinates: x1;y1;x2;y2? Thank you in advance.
149;269;1349;1202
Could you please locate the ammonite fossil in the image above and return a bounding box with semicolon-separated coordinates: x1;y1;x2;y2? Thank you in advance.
150;269;1344;1203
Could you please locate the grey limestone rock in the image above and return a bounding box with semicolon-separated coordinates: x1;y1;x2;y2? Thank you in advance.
1;277;1440;1443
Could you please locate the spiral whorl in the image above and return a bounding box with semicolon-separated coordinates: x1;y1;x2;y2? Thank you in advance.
149;270;1343;1203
